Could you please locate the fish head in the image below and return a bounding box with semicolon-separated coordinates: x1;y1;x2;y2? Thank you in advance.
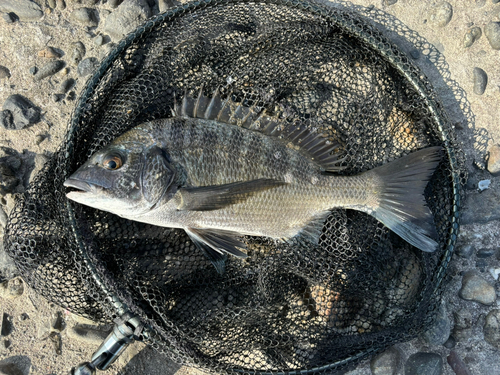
64;142;178;217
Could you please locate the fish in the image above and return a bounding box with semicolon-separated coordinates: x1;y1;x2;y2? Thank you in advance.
64;89;442;273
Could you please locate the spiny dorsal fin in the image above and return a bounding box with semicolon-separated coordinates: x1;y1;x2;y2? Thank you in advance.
173;87;346;172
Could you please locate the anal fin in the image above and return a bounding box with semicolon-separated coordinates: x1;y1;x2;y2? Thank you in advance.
296;211;330;246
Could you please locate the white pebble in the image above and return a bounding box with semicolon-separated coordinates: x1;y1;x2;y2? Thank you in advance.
489;268;500;280
478;179;491;191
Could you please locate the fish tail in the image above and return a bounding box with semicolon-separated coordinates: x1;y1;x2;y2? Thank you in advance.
369;146;443;252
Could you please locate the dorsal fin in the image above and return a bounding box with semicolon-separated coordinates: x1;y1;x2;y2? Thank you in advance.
173;87;346;172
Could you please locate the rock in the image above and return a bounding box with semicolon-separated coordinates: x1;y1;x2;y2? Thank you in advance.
477;248;496;258
459;271;496;305
33;60;65;81
70;7;99;27
456;244;474;258
70;41;86;65
56;0;66;10
59;78;75;94
447;350;472;375
0;0;43;22
109;0;125;8
0;111;14;130
443;336;456;348
0;277;24;299
487;144;500;175
28;66;37;75
0;66;10;79
473;67;488;95
0;313;13;337
463;27;482;48
484;309;500;349
370;346;400;375
383;0;398;5
104;0;152;42
2;13;18;23
77;57;99;77
477;179;490;191
428;2;453;28
0;362;23;375
49;331;62;355
67;324;112;345
452;308;473;342
2;95;40;130
94;34;105;46
405;352;442;375
52;312;65;332
37;47;63;59
485;22;500;50
47;0;57;9
421;303;450;346
489;267;500;280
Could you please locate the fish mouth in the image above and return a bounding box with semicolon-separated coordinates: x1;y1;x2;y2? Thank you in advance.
63;178;97;194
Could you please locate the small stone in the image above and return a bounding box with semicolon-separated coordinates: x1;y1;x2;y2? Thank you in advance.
447;351;472;375
67;324;112;345
52;311;65;332
456;244;474;258
49;331;62;355
67;91;76;101
0;313;13;336
383;0;398;5
421;303;450;346
489;267;500;280
2;94;40;129
70;41;86;65
473;67;488;95
2;12;17;23
0;111;14;130
443;336;456;348
33;60;65;81
94;34;104;46
52;94;63;103
47;0;57;8
370;346;400;375
459;271;496;305
0;66;10;79
70;7;99;27
77;57;99;77
0;362;23;375
487;144;500;175
405;352;442;375
59;78;75;94
463;27;482;48
428;2;453;28
0;0;43;22
19;313;29;321
484;309;500;348
29;66;37;75
477;248;496;258
477;179;490;191
37;46;63;59
109;0;125;8
104;0;152;42
56;0;66;10
0;277;24;299
484;22;500;50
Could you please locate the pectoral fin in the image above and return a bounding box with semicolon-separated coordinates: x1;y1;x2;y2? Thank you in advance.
178;179;285;211
185;227;248;274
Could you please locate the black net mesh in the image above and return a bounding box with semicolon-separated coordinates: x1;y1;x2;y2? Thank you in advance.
4;0;465;373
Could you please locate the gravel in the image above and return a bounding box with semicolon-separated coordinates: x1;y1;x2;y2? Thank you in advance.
2;95;40;130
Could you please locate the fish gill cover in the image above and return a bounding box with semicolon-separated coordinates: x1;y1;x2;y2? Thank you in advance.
4;0;465;373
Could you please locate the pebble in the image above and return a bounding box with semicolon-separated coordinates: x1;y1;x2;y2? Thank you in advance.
0;277;24;299
158;0;173;13
70;41;86;65
459;271;496;305
59;78;75;94
2;94;41;129
2;13;18;24
404;352;442;375
484;309;500;349
56;0;66;10
0;0;43;22
370;346;400;375
33;60;65;81
463;27;482;48
383;0;398;5
484;22;500;50
477;248;496;258
77;57;99;77
28;66;37;75
0;362;23;375
421;302;451;346
37;46;63;59
443;336;456;349
456;244;474;258
104;0;152;42
489;267;500;280
109;0;125;8
1;313;13;336
487;144;500;175
477;179;490;191
452;309;473;342
447;350;472;375
428;2;453;27
94;34;105;46
70;7;99;27
67;324;112;345
473;67;488;95
47;0;56;9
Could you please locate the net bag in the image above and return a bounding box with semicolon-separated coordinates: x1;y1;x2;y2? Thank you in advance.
5;0;465;373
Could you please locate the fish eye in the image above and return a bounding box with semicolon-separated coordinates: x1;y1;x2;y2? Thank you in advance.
102;154;123;170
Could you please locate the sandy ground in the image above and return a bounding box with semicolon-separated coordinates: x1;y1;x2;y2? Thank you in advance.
0;0;499;374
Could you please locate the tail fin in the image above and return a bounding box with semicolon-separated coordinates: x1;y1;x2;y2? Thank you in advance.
370;147;443;252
